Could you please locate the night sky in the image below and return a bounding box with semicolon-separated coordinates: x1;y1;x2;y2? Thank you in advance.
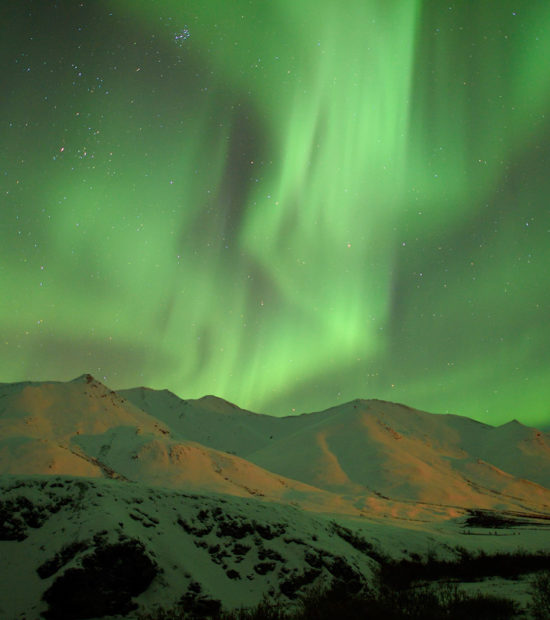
2;1;550;425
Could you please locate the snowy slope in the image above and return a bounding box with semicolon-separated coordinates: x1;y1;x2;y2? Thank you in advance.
3;375;550;618
0;475;378;619
4;375;550;518
0;376;360;515
2;474;550;619
120;389;550;516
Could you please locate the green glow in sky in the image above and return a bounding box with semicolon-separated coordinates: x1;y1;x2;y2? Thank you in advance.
2;1;550;425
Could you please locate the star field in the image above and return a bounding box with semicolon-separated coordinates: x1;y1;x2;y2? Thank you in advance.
1;1;549;425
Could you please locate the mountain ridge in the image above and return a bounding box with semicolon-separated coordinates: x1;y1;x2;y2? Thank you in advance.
119;383;550;503
3;374;550;618
1;374;550;520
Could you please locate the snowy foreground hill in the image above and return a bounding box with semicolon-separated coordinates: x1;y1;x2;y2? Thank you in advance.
1;375;550;618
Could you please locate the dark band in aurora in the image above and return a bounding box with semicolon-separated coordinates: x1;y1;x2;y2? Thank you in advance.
2;1;549;425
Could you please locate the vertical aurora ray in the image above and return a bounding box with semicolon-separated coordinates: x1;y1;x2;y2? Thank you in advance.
236;1;421;402
2;0;550;425
110;0;422;406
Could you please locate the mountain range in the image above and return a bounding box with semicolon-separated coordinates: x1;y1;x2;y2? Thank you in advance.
1;374;550;618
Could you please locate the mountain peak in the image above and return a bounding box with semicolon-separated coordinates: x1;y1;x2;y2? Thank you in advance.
195;394;241;410
70;373;99;385
499;418;525;429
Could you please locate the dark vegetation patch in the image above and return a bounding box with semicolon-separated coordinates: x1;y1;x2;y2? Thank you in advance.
329;520;385;562
279;568;322;598
179;590;222;618
0;494;73;541
255;523;286;540
176;508;286;544
37;540;90;579
232;543;251;556
197;509;210;522
293;545;364;596
208;543;231;566
129;508;159;528
324;556;362;592
216;517;255;539
135;544;550;619
254;562;276;575
138;580;519;619
177;517;212;538
42;539;158;619
465;509;550;529
292;581;518;620
282;537;307;546
304;552;322;569
530;570;550;619
213;513;287;541
92;530;108;545
379;547;550;590
258;547;284;562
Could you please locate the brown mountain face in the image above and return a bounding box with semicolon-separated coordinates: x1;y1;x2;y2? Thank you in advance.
2;375;550;520
0;376;358;515
119;388;550;517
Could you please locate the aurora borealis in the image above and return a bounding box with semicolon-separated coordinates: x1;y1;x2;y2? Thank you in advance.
2;1;549;425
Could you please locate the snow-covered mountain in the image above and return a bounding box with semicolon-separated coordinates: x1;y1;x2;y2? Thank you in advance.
0;375;360;515
2;374;550;618
4;374;550;517
119;385;550;517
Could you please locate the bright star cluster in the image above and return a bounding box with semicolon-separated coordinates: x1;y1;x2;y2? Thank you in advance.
1;0;549;426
